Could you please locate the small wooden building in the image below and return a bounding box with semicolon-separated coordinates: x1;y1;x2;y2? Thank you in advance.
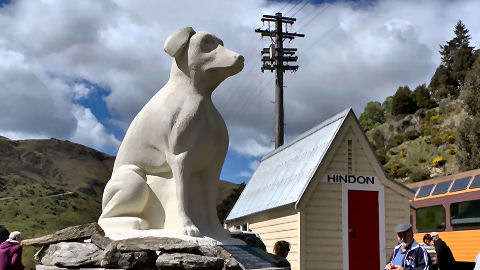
225;108;414;270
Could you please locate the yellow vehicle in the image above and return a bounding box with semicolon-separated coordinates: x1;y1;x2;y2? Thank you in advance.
407;169;480;266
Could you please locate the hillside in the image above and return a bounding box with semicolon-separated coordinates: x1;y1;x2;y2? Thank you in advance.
0;136;240;269
360;20;480;183
366;99;468;183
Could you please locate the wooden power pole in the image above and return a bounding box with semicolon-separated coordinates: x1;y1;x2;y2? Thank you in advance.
256;12;304;148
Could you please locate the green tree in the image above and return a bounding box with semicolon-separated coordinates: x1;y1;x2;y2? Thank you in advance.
457;117;480;171
432;20;475;100
462;51;480;115
413;84;437;109
359;101;384;131
391;86;418;116
429;65;459;100
382;96;393;120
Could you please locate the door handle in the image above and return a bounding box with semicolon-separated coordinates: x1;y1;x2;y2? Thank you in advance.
349;228;356;238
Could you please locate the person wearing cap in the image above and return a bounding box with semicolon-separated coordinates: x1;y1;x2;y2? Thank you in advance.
0;231;24;270
386;223;430;270
430;232;455;270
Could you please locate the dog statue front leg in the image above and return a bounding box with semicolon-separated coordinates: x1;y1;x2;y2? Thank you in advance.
167;153;200;237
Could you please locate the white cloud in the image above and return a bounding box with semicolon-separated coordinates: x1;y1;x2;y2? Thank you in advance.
249;160;260;171
73;83;92;100
236;171;253;178
1;0;480;160
70;105;121;152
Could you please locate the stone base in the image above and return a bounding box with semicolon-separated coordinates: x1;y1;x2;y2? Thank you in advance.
37;266;124;270
104;228;246;246
25;223;290;270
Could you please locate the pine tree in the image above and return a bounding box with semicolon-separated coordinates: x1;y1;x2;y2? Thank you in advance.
431;20;475;100
439;20;472;68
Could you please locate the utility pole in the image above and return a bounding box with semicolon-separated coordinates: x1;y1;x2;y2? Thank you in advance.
256;12;304;148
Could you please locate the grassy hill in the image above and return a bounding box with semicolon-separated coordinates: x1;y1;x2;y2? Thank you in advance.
365;99;469;184
0;136;240;269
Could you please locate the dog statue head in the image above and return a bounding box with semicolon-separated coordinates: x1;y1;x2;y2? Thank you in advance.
164;27;244;91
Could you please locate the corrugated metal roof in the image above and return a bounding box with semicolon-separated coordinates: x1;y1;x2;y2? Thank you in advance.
226;108;351;221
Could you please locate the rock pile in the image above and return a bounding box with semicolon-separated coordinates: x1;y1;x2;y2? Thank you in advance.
24;223;289;270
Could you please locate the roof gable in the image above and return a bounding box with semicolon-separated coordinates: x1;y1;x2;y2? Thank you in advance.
226;108;351;221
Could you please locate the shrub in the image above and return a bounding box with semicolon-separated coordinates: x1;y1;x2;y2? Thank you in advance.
433;156;446;167
376;148;388;164
386;162;410;178
406;130;420;140
409;169;430;183
446;135;455;143
400;151;406;158
432;136;444;147
418;156;427;163
430;114;440;122
447;148;456;155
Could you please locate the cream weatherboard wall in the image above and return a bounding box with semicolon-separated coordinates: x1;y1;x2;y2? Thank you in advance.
302;182;343;270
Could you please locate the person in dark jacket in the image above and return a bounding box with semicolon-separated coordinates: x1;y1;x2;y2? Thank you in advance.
0;231;24;270
386;223;430;270
431;232;455;270
0;226;9;243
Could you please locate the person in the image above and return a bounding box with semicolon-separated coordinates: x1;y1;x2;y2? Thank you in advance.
430;232;455;270
0;231;24;270
273;240;290;258
386;223;430;270
0;226;9;243
420;234;437;270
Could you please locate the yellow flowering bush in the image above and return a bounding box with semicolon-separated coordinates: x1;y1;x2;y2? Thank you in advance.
430;115;440;122
446;135;455;143
433;156;446;167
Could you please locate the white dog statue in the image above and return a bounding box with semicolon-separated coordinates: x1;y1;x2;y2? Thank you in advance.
98;27;244;239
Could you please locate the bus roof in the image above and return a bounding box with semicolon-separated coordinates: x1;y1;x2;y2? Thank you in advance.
407;168;480;200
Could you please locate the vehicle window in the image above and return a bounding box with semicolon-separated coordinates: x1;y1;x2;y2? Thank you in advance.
450;177;471;192
416;205;446;232
469;175;480;189
451;199;480;230
432;181;452;195
416;184;434;198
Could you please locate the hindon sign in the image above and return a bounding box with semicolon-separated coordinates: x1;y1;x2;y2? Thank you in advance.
321;174;377;185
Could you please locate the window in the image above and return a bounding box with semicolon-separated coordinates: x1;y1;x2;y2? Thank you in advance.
469;175;480;189
450;177;471;192
416;184;435;198
432;181;452;195
416;205;446;232
451;199;480;230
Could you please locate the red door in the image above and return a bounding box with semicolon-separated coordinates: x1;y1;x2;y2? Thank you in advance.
348;190;380;270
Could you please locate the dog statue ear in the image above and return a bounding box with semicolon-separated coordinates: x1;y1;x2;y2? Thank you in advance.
164;27;196;58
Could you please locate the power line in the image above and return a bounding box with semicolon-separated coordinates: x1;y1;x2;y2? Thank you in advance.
291;0;309;17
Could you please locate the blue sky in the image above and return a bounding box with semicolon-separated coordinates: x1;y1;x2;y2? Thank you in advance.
1;0;480;184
